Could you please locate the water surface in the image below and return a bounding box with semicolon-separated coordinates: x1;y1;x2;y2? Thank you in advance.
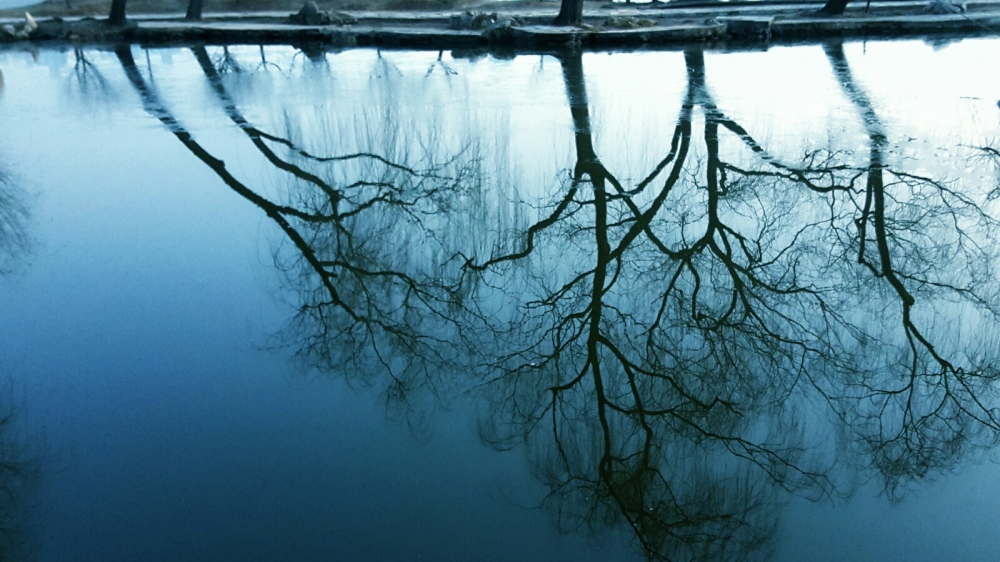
0;0;36;11
1;39;1000;561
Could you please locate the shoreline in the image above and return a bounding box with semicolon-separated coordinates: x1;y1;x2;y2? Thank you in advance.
2;1;999;50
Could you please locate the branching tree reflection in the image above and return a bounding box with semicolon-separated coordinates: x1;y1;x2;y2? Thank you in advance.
0;192;34;558
822;41;1000;495
467;46;1000;557
0;166;36;558
115;46;490;426
466;49;856;561
111;45;1000;561
0;143;36;562
69;48;111;101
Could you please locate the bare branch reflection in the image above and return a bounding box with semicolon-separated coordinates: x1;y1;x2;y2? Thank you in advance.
0;384;38;562
109;45;1000;562
0;163;30;275
823;41;1000;497
467;49;849;561
115;46;499;429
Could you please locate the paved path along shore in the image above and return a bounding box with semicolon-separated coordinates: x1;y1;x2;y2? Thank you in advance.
2;1;1000;49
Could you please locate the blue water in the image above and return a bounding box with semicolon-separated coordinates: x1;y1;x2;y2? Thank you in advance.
0;0;36;10
1;40;1000;561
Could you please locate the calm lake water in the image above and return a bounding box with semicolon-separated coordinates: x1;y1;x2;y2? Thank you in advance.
1;38;1000;561
0;0;34;10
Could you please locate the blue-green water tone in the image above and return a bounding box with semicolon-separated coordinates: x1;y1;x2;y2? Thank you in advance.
1;39;1000;561
0;0;34;10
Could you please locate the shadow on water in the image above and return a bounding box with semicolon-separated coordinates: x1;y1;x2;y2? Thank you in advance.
105;42;1000;561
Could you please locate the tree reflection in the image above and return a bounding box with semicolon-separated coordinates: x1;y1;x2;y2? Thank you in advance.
69;48;110;100
822;41;1000;496
464;45;1000;556
0;141;36;562
116;46;490;426
0;162;30;275
468;49;849;561
0;387;37;562
0;166;36;557
114;45;1000;561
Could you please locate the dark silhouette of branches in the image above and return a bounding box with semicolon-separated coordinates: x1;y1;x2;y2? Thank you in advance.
425;51;458;78
69;48;111;101
116;45;486;428
467;50;853;562
108;43;1000;560
823;41;1000;496
465;46;1000;558
0;170;37;562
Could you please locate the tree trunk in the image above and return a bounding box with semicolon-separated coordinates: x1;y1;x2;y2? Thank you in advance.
108;0;127;24
817;0;849;16
185;0;204;21
553;0;584;26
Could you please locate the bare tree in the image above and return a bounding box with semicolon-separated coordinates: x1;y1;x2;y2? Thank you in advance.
818;0;964;16
109;0;206;25
108;0;127;24
185;0;205;21
554;0;585;26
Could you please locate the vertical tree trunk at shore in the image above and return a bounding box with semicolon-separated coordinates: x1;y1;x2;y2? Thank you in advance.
185;0;204;21
817;0;849;15
109;0;127;24
553;0;584;26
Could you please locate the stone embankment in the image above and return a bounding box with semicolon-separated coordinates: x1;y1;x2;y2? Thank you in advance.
2;0;1000;49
